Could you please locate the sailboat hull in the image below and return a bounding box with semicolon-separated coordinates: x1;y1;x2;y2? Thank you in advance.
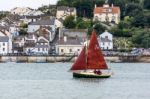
73;72;111;78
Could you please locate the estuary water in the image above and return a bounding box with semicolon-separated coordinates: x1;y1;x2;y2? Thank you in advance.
0;63;150;99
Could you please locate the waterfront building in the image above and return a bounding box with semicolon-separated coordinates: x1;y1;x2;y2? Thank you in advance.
56;6;77;20
0;27;12;53
24;36;49;55
55;36;84;55
93;4;120;24
98;30;113;50
0;36;10;55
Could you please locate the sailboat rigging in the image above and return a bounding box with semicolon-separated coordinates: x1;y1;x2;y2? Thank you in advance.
70;31;111;78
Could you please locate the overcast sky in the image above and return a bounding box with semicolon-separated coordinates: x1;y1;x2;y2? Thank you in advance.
0;0;58;11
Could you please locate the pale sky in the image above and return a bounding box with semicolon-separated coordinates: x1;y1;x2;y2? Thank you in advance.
0;0;58;11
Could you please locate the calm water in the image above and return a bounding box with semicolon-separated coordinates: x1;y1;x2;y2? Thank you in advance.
0;63;150;99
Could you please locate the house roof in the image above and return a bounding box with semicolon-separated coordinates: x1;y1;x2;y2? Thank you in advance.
57;37;83;45
57;6;75;12
60;29;87;38
37;39;48;43
0;36;9;42
28;18;55;25
94;5;120;14
21;15;41;19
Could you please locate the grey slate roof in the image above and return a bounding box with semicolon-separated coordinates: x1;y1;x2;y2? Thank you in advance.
57;6;75;12
60;28;87;38
29;18;55;25
57;37;83;45
0;36;9;42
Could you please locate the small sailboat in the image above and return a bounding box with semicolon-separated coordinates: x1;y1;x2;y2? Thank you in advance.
70;31;112;78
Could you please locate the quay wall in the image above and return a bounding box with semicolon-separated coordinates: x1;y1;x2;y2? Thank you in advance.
0;56;74;63
0;55;149;63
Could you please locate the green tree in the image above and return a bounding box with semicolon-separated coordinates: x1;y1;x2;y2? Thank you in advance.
19;29;28;35
132;29;150;48
144;0;150;9
131;12;146;27
125;3;142;17
63;15;76;29
93;22;106;35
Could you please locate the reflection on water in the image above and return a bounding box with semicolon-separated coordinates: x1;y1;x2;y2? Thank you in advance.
0;63;150;99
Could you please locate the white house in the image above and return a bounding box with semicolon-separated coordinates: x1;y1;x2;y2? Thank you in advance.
98;30;113;50
93;4;120;24
56;36;84;55
56;6;77;20
0;36;10;55
0;28;12;53
28;18;56;41
24;36;49;55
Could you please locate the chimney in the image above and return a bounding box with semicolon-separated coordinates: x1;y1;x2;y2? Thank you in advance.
95;4;97;8
111;4;114;7
64;36;67;42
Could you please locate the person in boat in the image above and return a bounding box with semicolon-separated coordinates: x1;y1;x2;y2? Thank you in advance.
94;69;102;75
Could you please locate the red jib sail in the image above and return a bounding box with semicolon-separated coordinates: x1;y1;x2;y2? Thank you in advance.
70;31;108;70
70;47;87;70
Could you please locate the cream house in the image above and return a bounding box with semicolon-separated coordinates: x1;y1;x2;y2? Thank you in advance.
56;6;77;20
56;36;84;55
93;4;120;24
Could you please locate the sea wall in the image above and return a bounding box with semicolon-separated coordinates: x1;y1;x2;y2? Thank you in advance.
0;55;149;63
0;56;74;63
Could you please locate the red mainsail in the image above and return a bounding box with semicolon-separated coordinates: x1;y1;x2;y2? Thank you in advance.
87;31;108;69
70;31;108;70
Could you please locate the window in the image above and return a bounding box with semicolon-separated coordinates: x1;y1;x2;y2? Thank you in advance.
77;49;80;51
105;36;108;38
61;49;64;52
3;48;5;51
43;48;44;51
69;49;72;52
38;48;40;51
103;42;105;45
3;43;5;46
